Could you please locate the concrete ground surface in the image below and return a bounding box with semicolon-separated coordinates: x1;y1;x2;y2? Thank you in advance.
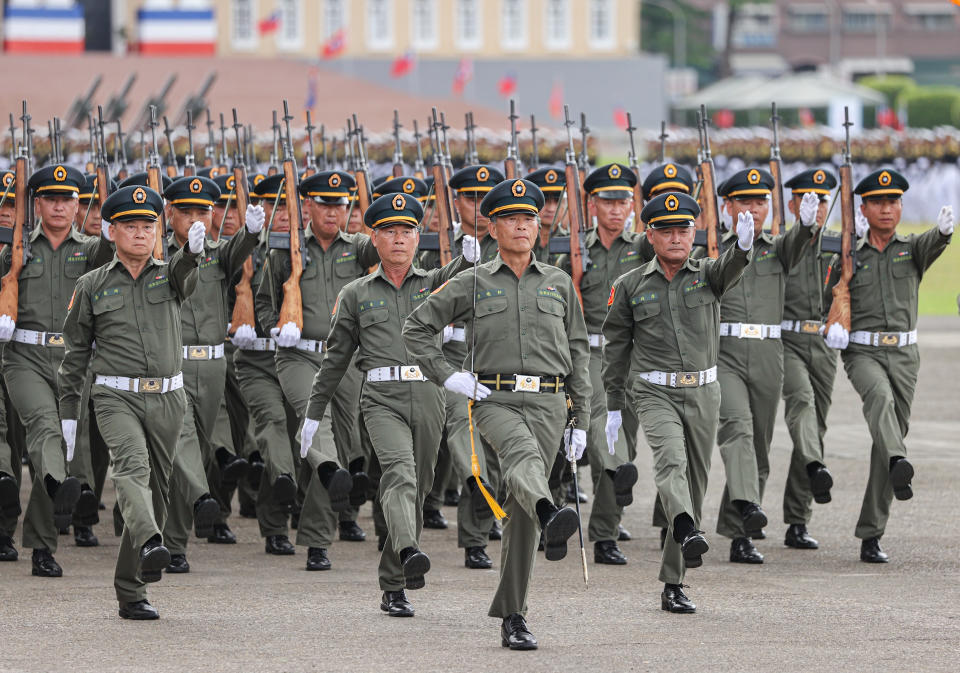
1;316;958;673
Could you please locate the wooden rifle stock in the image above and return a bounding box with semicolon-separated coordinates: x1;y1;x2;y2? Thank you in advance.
229;163;255;332
146;166;167;260
699;162;719;259
769;159;784;236
276;159;304;330
431;162;454;266
0;156;28;321
565;161;586;305
823;163;854;334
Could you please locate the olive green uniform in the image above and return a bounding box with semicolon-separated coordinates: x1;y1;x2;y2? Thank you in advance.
403;253;591;618
306;258;466;591
780;234;839;525
419;231;501;548
162;228;257;556
258;230;378;549
842;227;950;539
712;223;813;540
559;229;652;544
234;243;299;540
1;226;112;552
59;248;199;603
603;244;749;584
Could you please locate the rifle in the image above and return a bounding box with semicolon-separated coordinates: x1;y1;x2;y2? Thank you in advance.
429;111;455;266
351;114;372;221
85;115;96;172
465;111;479;166
303;110;317;177
53;117;64;164
162;116;178;178
146;106;168;261
578;112;591;228
7;114;16;165
504;99;519;179
625;112;644;232
229;108;256;335
658;121;668;163
114;120;129;181
529;114;539;171
412;119;426;179
139;130;146;171
267;111;280;176
104;74;136;122
0;102;34;322
564;105;588;305
391;109;404;177
697;105;720;259
319;124;328;171
245;124;254;168
133;74;176;133
176;71;216;126
218;113;229;174
439;111;454;180
276;99;306;332
768;102;785;236
66;75;102;128
822;107;855;337
203;109;216;167
83;106;113;233
183;110;197;176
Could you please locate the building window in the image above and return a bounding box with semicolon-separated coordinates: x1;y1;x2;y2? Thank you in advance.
367;0;393;50
842;6;891;33
231;0;257;49
411;0;437;49
324;0;347;39
903;4;956;31
456;0;482;49
276;0;303;50
786;4;828;33
544;0;570;49
732;3;777;47
501;0;527;50
589;0;614;49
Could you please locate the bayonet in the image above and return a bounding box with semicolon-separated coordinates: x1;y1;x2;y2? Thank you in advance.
204;109;216;166
319;124;328;170
305;110;317;172
529;114;539;171
391;109;403;176
412;119;425;178
162;115;177;174
183;110;196;174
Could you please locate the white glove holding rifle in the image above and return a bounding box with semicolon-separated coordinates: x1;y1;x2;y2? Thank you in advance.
736;211;756;251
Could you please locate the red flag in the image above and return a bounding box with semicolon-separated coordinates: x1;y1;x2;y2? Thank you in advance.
713;109;734;129
258;11;281;35
390;51;415;78
548;82;563;120
497;73;517;98
452;57;473;95
613;107;628;130
321;29;346;59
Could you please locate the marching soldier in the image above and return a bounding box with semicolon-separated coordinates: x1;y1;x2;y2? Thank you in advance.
779;168;839;550
826;169;953;563
75;173;116;236
404;179;589;650
525;166;565;264
257;169;376;570
160;175;262;573
58;185;206;619
603;192;754;614
710;169;819;565
302;192;474;617
1;170;21;561
559;163;647;566
0;164;112;577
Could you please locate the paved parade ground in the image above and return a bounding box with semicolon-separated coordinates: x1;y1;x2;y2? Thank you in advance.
1;316;957;673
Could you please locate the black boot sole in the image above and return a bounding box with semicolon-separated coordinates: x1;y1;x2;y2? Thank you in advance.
52;477;81;530
326;469;353;513
890;459;914;501
612;463;638;507
193;499;219;539
742;508;768;532
402;551;431;590
810;469;834;504
0;476;20;518
544;508;580;561
273;474;297;506
75;489;100;525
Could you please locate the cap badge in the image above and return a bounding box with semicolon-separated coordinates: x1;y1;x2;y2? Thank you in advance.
665;194;679;211
608;165;622;179
54;166;67;182
813;170;826;184
133;187;147;204
403;179;415;193
329;173;341;188
545;170;557;184
878;171;892;186
664;164;677;178
392;194;406;211
476;167;489;182
747;169;761;185
512;180;526;197
189;178;203;193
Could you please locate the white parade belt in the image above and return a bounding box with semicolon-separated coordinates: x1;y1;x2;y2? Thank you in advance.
638;366;717;388
95;372;184;394
588;333;605;348
780;319;823;335
448;327;465;342
295;339;326;353
238;337;276;352
849;329;917;348
183;343;225;360
366;365;427;382
719;322;782;340
12;328;64;347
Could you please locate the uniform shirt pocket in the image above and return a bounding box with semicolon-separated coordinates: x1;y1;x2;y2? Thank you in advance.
358;307;389;328
475;296;508;342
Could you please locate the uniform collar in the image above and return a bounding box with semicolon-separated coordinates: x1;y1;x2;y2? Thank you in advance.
585;227;632;248
371;261;427;286
104;253;164;273
33;224;88;244
487;251;545;274
641;254;699;277
858;231;909;251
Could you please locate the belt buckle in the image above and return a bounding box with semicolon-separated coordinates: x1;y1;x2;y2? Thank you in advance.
676;372;700;388
739;323;762;339
139;377;162;393
187;346;209;360
799;320;822;334
400;366;424;381
878;332;900;347
45;333;64;347
514;375;541;392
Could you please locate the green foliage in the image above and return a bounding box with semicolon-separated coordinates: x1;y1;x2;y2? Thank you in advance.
898;87;960;128
858;75;916;107
641;1;714;77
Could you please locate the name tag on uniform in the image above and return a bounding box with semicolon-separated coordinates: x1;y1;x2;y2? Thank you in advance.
740;323;762;339
514;375;541;392
400;366;425;381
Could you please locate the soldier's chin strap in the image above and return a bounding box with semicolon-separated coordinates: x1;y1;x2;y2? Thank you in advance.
467;399;506;521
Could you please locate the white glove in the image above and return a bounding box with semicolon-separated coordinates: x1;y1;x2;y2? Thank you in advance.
269;321;301;348
0;315;14;342
300;418;319;459
564;428;587;462
61;419;77;462
101;219;112;241
443;371;491;401
605;410;622;456
937;205;954;236
462;234;479;263
232;324;256;349
736;211;755;251
246;203;266;234
442;325;455;344
799;192;819;228
855;210;870;238
188;221;206;254
824;322;849;350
